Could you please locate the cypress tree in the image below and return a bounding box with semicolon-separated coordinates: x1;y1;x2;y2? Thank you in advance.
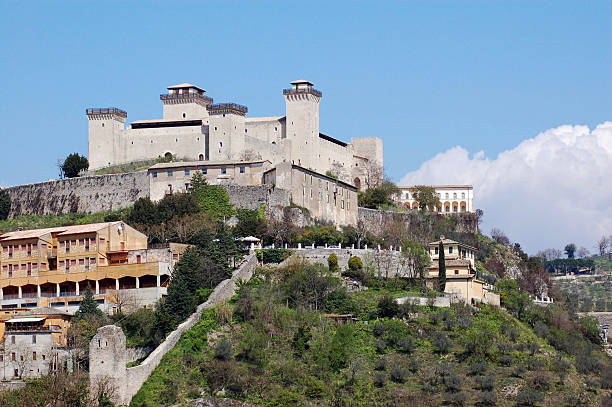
74;286;105;321
438;241;446;292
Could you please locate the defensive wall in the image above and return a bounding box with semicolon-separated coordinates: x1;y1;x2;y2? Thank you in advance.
358;207;479;237
6;172;149;217
89;253;257;406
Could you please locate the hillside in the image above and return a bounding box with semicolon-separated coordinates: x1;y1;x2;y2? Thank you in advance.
130;262;611;407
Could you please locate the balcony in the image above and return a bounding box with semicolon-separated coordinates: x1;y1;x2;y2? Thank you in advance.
283;87;322;97
160;92;213;104
86;107;127;118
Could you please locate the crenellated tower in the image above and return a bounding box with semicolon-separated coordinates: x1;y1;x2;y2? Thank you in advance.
86;107;127;170
160;83;213;122
283;80;321;169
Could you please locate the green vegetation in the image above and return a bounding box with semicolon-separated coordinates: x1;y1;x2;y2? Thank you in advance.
358;181;400;209
94;154;179;175
130;261;612;407
0;189;10;220
409;185;442;211
191;171;235;220
60;152;89;178
256;248;292;264
0;209;130;233
554;274;612;312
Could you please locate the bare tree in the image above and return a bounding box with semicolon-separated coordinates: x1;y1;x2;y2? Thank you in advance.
490;228;510;246
536;248;563;261
576;246;590;259
166;213;212;243
362;160;384;189
355;219;368;249
328;161;348;182
239;149;262;161
597;235;610;256
114;289;142;315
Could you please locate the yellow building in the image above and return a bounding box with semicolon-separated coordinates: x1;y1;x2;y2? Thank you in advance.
0;222;187;313
427;236;498;305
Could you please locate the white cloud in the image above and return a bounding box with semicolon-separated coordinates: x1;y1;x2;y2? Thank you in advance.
400;122;612;254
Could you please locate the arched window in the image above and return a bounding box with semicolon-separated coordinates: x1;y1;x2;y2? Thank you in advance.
198;154;204;161
353;177;361;190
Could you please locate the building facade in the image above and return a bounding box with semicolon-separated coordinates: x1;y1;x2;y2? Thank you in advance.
0;222;186;314
397;185;474;213
263;162;358;226
87;81;383;191
148;160;271;201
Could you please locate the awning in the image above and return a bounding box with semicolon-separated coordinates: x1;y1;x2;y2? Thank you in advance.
6;317;46;323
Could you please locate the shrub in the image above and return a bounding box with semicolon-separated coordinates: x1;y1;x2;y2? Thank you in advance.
374;358;387;371
373;372;386;387
408;357;420;373
456;316;473;330
397;337;415;354
526;357;545;371
374;339;387;354
527;342;540;356
348;256;363;271
575;347;603;374
329;324;354;371
508;327;519;342
445;391;467;406
469;362;488;376
601;364;612;389
293;326;312;357
328;253;339;273
377;295;399;318
477;391;497;406
373;322;385;337
533;322;549;338
532;372;552;391
214;338;233;360
512;365;526;378
432;332;452;354
257;248;291;264
496;342;513;353
475;375;494;391
390;365;409;383
515;389;544;406
499;354;513;366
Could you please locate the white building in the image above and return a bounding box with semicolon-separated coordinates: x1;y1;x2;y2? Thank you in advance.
87;80;382;191
396;185;474;213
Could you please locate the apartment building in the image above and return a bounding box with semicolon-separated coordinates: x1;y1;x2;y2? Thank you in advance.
0;222;187;313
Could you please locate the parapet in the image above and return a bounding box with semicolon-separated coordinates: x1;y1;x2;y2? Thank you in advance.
283;79;322;98
86;107;127;121
206;103;248;116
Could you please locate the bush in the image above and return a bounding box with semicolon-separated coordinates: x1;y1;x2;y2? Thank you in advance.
373;372;386;387
328;253;339;273
575;347;603;374
214;338;233;360
348;256;363;271
532;372;552;391
377;295;399;318
293;326;312;357
445;391;467;406
397;337;415;354
408;357;420;373
374;358;387;371
526;357;545;371
477;391;497;406
527;342;540;356
515;389;544;406
443;374;463;392
432;332;452;354
475;375;494;391
257;248;292;264
390;365;409;383
601;364;612;389
499;354;513;366
372;322;385;337
374;339;387;354
469;362;488;376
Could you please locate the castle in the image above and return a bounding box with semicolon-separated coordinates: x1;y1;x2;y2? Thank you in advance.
87;80;383;190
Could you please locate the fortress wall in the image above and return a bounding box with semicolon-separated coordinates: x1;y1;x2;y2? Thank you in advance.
6;172;149;217
224;184;291;214
91;254;258;405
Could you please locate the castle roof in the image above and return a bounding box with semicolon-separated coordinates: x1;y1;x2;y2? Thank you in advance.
290;79;313;86
167;83;205;92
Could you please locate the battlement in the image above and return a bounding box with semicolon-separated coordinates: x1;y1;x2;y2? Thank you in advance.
206;103;248;116
160;92;213;105
86;107;127;120
283;79;322;98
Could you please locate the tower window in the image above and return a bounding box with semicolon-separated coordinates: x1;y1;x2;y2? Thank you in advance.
240;167;245;174
245;129;247;133
168;170;173;177
214;127;217;131
219;142;223;148
182;113;186;118
221;168;227;174
152;171;157;178
101;123;104;127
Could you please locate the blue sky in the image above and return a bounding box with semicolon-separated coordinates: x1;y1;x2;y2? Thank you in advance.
1;1;611;252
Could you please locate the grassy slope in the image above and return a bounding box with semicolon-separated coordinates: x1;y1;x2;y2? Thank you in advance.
131;279;608;407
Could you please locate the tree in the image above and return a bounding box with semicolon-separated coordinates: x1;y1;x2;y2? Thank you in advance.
536;248;563;261
328;253;339;273
60;153;89;178
576;246;590;258
490;228;510;246
403;241;432;282
73;286;105;321
233;208;266;239
438;241;446;292
358;181;400;209
362;160;384;189
409;186;441;211
0;189;10;220
597;236;609;256
190;172;235;220
564;243;577;259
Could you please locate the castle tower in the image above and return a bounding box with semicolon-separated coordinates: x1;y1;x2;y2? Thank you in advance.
284;80;321;169
207;103;248;161
89;325;128;405
87;107;127;170
161;83;213;122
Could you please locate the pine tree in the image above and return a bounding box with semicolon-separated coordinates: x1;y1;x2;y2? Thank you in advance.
74;286;105;321
438;241;446;292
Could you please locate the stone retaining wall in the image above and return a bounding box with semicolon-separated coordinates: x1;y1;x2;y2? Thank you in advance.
89;254;257;405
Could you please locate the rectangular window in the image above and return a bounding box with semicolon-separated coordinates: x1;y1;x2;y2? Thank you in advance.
185;183;190;191
85;258;89;270
152;171;157;178
240;166;245;174
341;200;344;209
136;255;142;264
168;170;173;177
91;257;96;264
435;247;439;254
11;336;15;345
79;239;84;246
449;247;453;254
71;260;76;266
184;169;190;176
21;264;26;271
11;352;15;361
221;168;227;174
168;184;173;194
41;263;46;271
32;335;36;344
33;351;37;360
79;259;84;265
71;240;76;246
59;260;64;267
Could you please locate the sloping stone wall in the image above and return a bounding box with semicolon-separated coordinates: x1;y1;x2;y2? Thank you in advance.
89;254;257;406
6;172;149;217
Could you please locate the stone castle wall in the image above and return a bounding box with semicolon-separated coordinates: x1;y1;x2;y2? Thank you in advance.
6;172;149;217
89;254;257;405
